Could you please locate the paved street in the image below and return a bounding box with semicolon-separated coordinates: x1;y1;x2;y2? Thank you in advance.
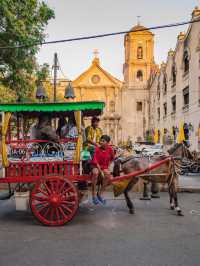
0;192;200;266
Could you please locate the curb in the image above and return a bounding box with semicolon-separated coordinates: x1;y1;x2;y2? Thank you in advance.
178;187;200;193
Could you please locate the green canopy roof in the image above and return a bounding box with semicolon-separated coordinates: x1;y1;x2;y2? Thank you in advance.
0;101;105;113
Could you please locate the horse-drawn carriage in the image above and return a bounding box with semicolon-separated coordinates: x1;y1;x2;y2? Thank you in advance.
0;101;186;226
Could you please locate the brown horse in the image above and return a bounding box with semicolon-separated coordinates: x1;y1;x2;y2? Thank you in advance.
113;142;193;216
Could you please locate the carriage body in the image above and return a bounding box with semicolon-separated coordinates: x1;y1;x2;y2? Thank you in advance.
0;101;105;225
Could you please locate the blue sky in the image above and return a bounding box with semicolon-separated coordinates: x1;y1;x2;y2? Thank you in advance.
37;0;200;80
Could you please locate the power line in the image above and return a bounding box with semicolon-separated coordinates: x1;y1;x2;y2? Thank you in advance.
0;18;200;50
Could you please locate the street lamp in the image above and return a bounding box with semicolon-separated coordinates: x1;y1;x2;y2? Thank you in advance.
64;82;76;99
36;82;47;101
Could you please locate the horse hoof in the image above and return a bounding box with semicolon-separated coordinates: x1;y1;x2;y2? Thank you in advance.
151;194;160;199
129;209;135;214
170;206;175;210
177;210;184;216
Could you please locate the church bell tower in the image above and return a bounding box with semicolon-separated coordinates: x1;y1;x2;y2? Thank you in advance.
122;23;155;142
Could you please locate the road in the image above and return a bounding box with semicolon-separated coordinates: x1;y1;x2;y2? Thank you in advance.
0;192;200;266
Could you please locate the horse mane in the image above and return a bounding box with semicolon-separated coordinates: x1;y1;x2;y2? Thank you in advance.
167;143;182;154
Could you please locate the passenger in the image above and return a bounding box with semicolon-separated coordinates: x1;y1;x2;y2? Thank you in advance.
56;117;67;138
90;135;114;205
61;113;78;138
34;114;59;142
85;116;102;158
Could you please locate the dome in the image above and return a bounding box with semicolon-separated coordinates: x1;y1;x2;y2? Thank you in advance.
130;24;152;34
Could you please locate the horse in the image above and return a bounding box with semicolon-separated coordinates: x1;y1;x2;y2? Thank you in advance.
113;142;193;216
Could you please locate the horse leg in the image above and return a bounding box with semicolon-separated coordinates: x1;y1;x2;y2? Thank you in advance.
124;189;134;214
124;177;139;214
173;186;183;216
168;186;175;210
151;182;160;199
170;181;184;216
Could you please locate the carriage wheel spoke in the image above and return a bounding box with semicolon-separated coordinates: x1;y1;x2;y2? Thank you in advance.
37;187;49;197
43;182;52;194
58;206;68;220
37;203;49;213
32;195;48;202
61;186;72;196
61;203;73;214
50;207;55;221
58;181;67;194
55;207;60;221
43;206;51;218
61;200;75;206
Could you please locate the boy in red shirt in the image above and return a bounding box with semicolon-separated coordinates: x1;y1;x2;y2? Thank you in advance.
91;135;114;205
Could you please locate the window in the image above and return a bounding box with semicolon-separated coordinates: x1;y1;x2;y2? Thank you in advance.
183;86;189;106
136;101;142;111
183;50;189;73
163;103;167;117
171;96;176;113
199;77;200;101
109;101;115;113
157;107;160;120
136;70;143;81
163;74;167;94
137;46;143;59
172;64;176;86
157;82;160;100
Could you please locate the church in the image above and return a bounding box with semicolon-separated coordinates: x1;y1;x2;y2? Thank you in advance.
46;22;156;145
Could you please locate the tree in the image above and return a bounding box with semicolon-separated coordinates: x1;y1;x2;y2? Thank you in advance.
0;0;54;101
0;84;16;103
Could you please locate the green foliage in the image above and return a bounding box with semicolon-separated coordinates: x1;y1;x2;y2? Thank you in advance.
0;84;16;103
35;63;50;86
0;0;54;101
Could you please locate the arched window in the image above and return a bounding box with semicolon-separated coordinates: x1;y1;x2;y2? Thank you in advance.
157;82;160;100
136;70;143;81
172;64;176;86
109;101;115;113
163;74;167;94
183;50;189;73
137;46;143;59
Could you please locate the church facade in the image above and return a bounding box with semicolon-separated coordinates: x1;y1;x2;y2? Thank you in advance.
51;23;156;145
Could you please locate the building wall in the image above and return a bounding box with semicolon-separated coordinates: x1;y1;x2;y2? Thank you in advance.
149;7;200;151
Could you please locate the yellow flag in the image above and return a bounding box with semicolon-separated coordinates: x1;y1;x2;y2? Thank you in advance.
154;128;159;144
178;123;185;143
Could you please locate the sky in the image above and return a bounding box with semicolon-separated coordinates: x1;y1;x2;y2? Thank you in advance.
37;0;200;80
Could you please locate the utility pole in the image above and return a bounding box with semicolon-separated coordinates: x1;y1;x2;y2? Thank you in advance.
52;53;59;102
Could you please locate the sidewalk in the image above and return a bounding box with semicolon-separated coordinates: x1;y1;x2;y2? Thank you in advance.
178;174;200;192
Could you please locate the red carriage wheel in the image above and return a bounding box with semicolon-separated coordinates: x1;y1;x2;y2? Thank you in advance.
30;176;79;226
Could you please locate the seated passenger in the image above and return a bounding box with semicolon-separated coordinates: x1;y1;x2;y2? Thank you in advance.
61;113;78;138
34;114;59;142
56;117;67;138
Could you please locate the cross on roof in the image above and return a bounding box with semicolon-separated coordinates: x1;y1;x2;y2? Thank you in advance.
93;49;99;58
137;16;141;25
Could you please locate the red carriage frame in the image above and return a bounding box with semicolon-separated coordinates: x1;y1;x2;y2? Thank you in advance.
0;102;171;226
